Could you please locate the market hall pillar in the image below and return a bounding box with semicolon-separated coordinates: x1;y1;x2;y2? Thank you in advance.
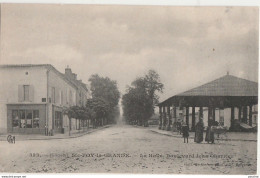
159;106;162;130
212;107;216;121
249;105;252;126
242;106;248;124
186;107;189;129
208;107;212;124
162;106;167;130
173;106;177;131
230;107;235;131
191;107;195;131
167;105;172;131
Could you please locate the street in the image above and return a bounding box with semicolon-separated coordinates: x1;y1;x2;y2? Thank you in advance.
0;124;257;174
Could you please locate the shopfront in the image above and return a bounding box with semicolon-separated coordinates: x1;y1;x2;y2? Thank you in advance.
52;105;63;134
7;104;46;134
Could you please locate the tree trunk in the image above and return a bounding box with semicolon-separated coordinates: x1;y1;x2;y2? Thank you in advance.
69;118;71;136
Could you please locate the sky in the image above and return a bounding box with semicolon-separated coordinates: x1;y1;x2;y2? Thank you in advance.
0;4;258;103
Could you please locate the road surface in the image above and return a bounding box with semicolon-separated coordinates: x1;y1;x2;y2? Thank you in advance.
0;125;257;174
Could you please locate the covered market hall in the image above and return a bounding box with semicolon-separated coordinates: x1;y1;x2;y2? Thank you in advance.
157;73;258;132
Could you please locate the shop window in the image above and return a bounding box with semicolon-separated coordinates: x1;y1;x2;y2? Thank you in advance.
12;110;20;128
12;109;39;128
55;111;62;129
19;110;26;128
26;110;32;128
33;110;40;128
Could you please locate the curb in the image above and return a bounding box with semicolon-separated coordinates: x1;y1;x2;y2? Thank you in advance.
148;128;257;142
0;125;111;141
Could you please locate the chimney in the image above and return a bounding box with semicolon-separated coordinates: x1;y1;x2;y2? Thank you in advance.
72;73;77;80
65;66;72;77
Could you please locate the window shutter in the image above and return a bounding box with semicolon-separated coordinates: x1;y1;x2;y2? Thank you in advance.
18;85;24;102
55;89;60;104
29;85;34;102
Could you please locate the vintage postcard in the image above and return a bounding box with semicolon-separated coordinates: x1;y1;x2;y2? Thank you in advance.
0;3;258;176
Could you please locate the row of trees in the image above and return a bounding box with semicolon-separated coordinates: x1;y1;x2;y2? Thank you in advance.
63;74;120;134
122;70;164;126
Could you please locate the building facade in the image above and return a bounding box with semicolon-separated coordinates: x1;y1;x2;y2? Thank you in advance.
0;64;89;135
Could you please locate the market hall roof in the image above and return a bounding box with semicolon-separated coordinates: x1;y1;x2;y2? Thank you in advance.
158;74;258;107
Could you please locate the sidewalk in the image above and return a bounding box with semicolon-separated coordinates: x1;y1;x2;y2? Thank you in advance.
142;126;257;142
0;125;111;141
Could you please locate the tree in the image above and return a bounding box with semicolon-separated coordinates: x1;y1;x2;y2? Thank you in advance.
89;74;120;108
88;74;120;124
122;87;153;126
131;70;163;112
63;106;78;136
145;70;164;108
122;69;164;126
86;98;110;128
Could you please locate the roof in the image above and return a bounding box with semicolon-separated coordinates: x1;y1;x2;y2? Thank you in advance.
159;74;258;106
0;64;78;89
177;74;258;97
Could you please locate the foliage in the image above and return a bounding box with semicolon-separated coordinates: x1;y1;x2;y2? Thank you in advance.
88;74;121;124
89;74;120;108
122;69;164;126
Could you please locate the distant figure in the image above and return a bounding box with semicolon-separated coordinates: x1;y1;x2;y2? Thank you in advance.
194;119;204;143
205;117;217;143
182;124;189;143
176;120;182;134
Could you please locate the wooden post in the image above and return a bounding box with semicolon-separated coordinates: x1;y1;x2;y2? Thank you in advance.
208;107;212;124
159;106;162;130
167;105;171;131
173;106;177;123
191;107;195;131
238;106;241;122
212;107;215;121
249;105;252;126
230;107;234;131
186;107;189;128
162;106;166;130
243;106;247;124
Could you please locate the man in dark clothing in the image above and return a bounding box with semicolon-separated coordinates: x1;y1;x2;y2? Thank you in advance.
182;124;189;143
194;119;204;143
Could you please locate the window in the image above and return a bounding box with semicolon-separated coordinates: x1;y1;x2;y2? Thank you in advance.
61;91;63;105
69;90;72;105
26;110;32;128
19;110;26;128
24;85;30;101
51;87;55;103
33;110;40;128
18;85;34;102
12;110;40;128
12;110;20;128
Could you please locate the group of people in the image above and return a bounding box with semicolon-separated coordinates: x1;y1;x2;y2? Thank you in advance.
179;117;218;144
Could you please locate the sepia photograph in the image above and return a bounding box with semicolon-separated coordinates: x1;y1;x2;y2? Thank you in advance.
0;2;258;175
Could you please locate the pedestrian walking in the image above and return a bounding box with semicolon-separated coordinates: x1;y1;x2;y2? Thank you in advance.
194;118;204;143
182;124;189;143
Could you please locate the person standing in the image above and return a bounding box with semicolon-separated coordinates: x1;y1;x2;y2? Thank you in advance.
205;117;216;143
182;123;189;143
194;118;204;143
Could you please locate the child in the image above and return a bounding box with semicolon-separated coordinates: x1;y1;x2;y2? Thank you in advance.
182;124;189;143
